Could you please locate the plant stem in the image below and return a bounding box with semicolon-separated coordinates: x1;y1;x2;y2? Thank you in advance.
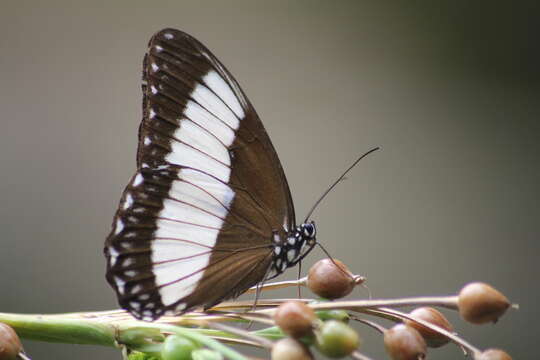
0;312;116;347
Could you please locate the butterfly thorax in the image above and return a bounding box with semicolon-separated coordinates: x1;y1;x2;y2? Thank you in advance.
271;222;316;274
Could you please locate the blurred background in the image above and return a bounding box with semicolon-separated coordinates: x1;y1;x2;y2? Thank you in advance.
0;1;538;359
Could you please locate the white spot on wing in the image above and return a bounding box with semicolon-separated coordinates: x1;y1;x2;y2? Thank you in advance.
123;193;133;210
144;137;151;146
151;63;159;72
203;71;244;119
115;219;124;235
164;33;174;40
108;247;119;265
133;174;143;187
115;276;126;295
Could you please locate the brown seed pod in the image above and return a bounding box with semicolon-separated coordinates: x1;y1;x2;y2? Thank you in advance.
271;338;313;360
274;301;316;338
0;323;22;360
458;282;510;324
475;348;512;360
307;259;358;299
384;324;427;360
404;307;453;348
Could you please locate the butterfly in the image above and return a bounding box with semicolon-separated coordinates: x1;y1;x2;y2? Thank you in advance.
104;29;319;321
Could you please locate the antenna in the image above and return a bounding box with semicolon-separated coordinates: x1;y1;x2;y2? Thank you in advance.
303;147;380;223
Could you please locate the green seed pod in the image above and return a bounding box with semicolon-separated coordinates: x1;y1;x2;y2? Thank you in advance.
191;348;224;360
161;335;198;360
315;320;360;358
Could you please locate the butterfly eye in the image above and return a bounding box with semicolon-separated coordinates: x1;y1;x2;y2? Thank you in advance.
302;223;316;238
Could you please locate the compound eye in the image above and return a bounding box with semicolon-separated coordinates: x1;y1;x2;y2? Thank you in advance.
302;223;315;238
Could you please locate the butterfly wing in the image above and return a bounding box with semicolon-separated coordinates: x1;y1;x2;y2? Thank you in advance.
105;29;295;320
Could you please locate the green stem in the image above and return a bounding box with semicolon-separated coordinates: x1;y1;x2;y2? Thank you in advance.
0;312;116;347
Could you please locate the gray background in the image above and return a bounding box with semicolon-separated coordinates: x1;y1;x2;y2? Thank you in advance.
0;1;537;359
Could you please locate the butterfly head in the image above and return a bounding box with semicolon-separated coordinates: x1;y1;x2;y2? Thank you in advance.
300;221;317;245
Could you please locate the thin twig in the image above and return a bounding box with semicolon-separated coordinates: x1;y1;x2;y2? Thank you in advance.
350;350;375;360
205;322;274;349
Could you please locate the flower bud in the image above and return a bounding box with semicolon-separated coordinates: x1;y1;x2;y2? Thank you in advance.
475;348;512;360
307;259;358;299
0;323;22;360
315;320;360;358
404;307;453;347
384;324;427;360
458;282;510;324
274;301;316;338
272;338;313;360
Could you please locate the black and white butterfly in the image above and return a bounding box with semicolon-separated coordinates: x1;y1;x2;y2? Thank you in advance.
104;29;319;320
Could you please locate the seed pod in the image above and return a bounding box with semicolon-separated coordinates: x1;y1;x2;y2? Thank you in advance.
384;324;427;360
161;335;198;360
315;320;360;358
271;338;313;360
475;348;512;360
404;307;453;347
307;259;358;299
274;301;316;338
191;348;224;360
0;323;22;360
458;282;510;324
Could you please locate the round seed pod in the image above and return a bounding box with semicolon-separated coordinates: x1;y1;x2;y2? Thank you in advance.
271;338;313;360
0;323;22;360
475;348;512;360
458;282;510;324
191;348;224;360
307;259;359;299
315;320;360;358
274;301;316;338
384;324;427;360
161;335;198;360
404;307;453;348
